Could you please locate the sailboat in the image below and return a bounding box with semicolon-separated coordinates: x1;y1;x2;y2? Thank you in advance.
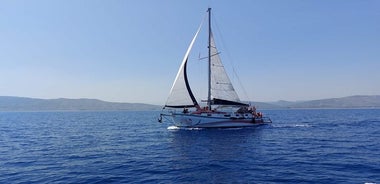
159;8;271;128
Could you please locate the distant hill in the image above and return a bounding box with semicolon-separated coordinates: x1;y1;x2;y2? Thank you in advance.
287;95;380;109
1;95;379;111
249;95;380;109
0;96;161;111
249;101;283;109
269;100;300;107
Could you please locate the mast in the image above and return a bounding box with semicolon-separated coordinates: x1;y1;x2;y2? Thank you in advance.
207;7;212;110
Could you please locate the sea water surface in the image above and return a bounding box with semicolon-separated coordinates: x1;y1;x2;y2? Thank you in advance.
0;109;379;183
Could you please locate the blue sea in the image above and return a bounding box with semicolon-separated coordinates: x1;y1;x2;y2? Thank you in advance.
1;109;379;183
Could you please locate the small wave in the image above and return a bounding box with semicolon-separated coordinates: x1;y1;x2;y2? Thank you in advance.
294;124;310;127
167;126;204;131
167;126;180;130
364;182;376;184
184;127;204;131
272;124;311;128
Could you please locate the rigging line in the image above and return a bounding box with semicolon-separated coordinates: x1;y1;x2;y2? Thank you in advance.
211;12;251;103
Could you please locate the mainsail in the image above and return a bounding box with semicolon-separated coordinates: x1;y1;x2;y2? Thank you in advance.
209;32;247;106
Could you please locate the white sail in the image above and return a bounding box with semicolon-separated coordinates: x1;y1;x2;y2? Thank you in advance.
165;11;245;108
209;32;242;104
164;21;203;108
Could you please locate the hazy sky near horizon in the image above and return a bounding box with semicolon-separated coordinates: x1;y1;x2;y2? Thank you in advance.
1;0;379;104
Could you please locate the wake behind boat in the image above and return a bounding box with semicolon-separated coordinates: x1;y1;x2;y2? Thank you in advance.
159;8;271;128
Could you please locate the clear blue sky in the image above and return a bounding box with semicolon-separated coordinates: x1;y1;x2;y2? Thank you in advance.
1;0;379;104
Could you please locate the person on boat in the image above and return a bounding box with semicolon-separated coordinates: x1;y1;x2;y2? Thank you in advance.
201;106;210;112
249;106;257;117
237;106;249;114
191;106;208;114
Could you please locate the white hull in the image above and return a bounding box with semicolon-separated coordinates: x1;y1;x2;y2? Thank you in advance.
168;113;271;128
